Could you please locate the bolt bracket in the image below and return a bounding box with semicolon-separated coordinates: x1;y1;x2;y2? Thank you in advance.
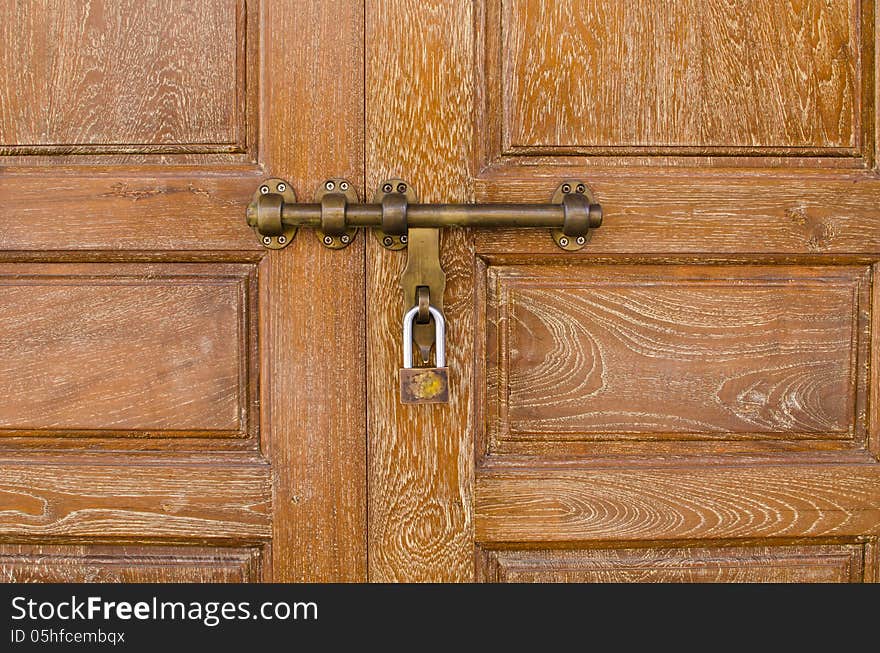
550;181;601;251
247;178;297;250
315;178;358;249
374;178;416;251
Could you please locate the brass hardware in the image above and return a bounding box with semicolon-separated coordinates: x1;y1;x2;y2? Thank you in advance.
401;226;445;364
416;286;431;324
400;304;449;404
246;178;601;389
315;178;358;249
247;178;297;249
372;179;445;361
374;177;414;250
246;179;602;248
550;180;602;251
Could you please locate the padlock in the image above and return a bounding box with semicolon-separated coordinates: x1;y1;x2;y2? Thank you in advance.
400;304;449;404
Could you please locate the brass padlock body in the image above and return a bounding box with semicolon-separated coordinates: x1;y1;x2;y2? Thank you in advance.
399;367;449;404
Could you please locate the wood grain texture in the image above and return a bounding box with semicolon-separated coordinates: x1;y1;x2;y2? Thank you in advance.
473;173;880;255
2;0;876;586
495;0;862;155
874;0;879;166
483;264;869;456
0;0;246;153
0;545;262;582
476;465;880;543
366;0;476;582
260;0;367;582
0;262;256;436
865;538;880;581
373;0;880;584
872;262;880;458
0;173;263;252
478;543;865;582
0;456;271;540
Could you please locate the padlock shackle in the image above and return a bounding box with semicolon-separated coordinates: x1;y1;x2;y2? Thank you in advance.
402;305;445;368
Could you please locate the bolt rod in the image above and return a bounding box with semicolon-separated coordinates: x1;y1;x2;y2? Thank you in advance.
261;203;600;229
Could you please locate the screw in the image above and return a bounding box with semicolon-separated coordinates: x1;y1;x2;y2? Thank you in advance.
340;181;350;191
259;185;270;194
559;236;569;247
576;184;585;193
576;236;586;245
400;235;408;244
382;236;393;247
262;236;272;246
323;235;334;245
396;183;407;193
278;235;286;244
276;183;286;192
382;183;393;193
325;181;335;191
341;234;351;244
561;183;571;194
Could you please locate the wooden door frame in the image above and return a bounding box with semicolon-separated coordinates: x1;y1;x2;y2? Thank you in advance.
259;0;367;581
366;0;477;581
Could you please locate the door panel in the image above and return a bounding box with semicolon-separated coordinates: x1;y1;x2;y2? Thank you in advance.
475;465;880;541
0;545;262;583
0;0;367;582
0;0;246;156
0;457;270;539
1;0;257;166
500;0;863;155
482;0;873;166
3;0;877;584
368;0;880;581
0;262;257;439
477;544;867;583
482;263;869;456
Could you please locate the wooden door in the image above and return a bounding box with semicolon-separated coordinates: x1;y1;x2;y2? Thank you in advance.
0;1;367;582
4;0;878;586
366;0;880;581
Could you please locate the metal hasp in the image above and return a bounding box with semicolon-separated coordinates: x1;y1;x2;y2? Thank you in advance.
246;178;602;400
372;179;444;364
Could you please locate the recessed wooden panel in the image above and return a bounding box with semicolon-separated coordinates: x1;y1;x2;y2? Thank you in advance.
0;263;256;437
0;545;262;582
484;264;868;456
494;0;865;155
0;0;249;155
479;544;864;582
